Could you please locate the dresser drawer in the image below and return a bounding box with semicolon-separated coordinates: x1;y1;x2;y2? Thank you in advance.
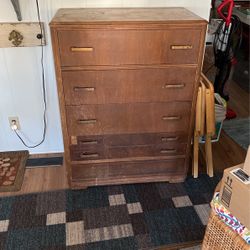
58;28;202;66
70;132;187;160
70;146;105;161
70;133;187;161
71;158;185;181
66;102;192;136
62;67;197;105
72;132;188;147
70;143;186;161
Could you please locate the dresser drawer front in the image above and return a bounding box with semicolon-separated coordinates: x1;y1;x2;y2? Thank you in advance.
108;143;186;159
70;132;187;161
62;67;197;105
70;135;187;161
70;143;186;161
104;132;188;147
58;29;202;66
73;132;187;147
71;158;185;180
66;102;191;136
70;143;105;161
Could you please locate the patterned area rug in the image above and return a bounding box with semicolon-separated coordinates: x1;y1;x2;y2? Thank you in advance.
0;174;221;250
0;151;29;192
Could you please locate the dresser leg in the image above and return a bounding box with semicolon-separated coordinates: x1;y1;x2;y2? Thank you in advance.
168;176;186;183
70;182;89;190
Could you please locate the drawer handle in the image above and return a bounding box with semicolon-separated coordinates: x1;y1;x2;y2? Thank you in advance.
161;136;179;142
71;47;94;52
74;87;95;92
80;140;98;145
78;119;97;124
171;45;193;50
164;84;185;89
80;153;99;158
162;116;181;121
160;149;177;154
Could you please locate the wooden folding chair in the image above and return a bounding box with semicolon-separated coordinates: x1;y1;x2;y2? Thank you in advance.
193;83;205;178
201;73;215;177
193;73;215;178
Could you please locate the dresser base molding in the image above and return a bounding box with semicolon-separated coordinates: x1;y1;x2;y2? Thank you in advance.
71;173;187;190
69;157;187;188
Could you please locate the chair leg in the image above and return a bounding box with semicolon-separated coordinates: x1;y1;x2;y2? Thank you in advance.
193;133;199;178
205;135;214;177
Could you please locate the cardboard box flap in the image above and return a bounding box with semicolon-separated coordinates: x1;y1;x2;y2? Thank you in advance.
243;146;250;176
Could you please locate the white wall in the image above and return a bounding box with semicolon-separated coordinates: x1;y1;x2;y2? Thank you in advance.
0;0;211;154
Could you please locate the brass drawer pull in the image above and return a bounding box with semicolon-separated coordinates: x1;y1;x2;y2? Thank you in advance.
71;47;94;52
74;87;95;92
162;116;181;121
78;119;97;124
164;84;185;89
171;45;193;50
160;149;177;154
80;140;98;145
161;136;179;142
80;153;99;158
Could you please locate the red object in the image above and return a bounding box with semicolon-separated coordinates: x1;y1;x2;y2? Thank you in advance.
217;0;235;27
226;107;237;119
231;57;237;65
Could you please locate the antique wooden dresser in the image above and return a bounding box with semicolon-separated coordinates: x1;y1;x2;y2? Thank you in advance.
50;8;207;189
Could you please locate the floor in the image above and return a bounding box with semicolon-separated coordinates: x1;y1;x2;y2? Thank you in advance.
0;78;249;198
0;153;68;197
208;79;249;172
200;45;249;173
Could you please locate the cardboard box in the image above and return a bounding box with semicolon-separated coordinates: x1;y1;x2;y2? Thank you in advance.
219;163;250;230
244;147;250;175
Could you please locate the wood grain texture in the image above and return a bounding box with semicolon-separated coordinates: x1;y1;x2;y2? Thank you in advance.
0;23;46;48
75;132;188;147
62;67;197;105
66;102;192;136
58;28;202;66
70;138;187;161
50;8;207;188
50;8;206;25
227;80;250;118
71;158;186;188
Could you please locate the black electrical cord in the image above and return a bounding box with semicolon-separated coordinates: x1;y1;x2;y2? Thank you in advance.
14;0;47;148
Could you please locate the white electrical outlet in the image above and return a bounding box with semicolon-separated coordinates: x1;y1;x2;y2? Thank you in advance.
8;117;20;130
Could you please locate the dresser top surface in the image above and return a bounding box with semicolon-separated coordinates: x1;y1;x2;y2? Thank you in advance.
50;7;206;25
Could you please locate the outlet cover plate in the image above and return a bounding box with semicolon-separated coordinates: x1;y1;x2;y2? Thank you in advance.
8;116;20;130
